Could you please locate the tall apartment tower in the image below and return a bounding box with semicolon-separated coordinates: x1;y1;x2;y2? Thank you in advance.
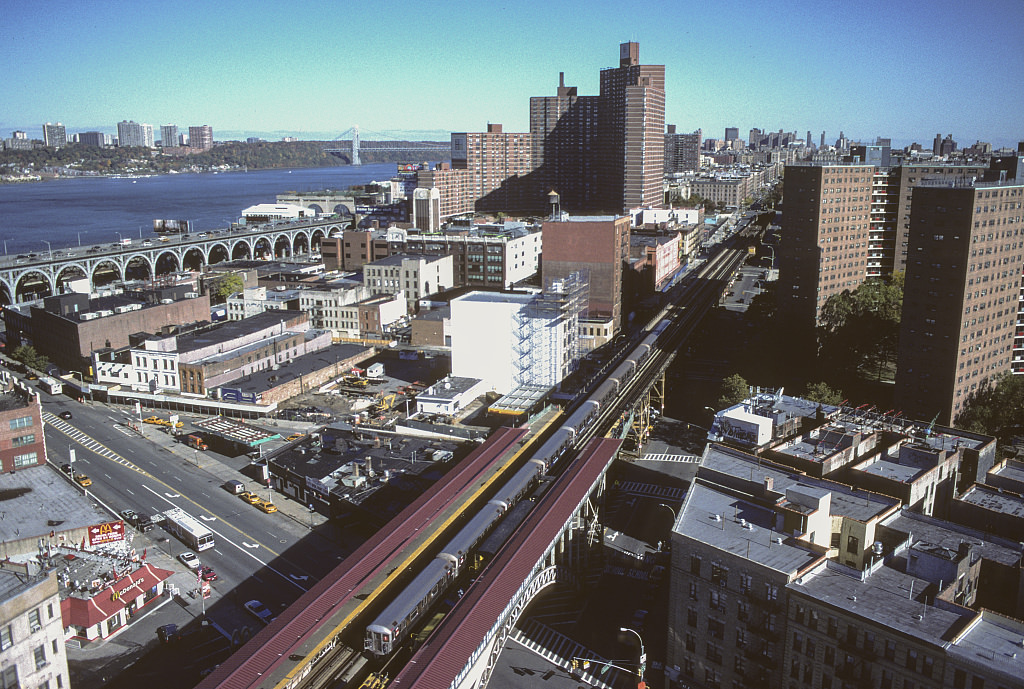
117;120;145;147
450;124;535;212
598;42;665;212
724;127;739;142
161;124;179;147
189;125;213;150
894;179;1024;425
42;122;66;148
778;164;875;332
529;72;600;210
141;123;154;147
664;126;702;173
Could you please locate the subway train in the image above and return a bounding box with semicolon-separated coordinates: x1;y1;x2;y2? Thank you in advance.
364;314;675;657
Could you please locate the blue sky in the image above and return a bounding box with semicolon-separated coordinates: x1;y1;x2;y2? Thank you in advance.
3;0;1022;148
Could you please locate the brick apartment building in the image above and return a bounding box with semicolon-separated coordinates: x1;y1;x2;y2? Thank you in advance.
895;178;1024;425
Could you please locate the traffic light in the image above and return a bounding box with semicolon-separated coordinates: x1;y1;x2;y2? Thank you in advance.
572;659;579;670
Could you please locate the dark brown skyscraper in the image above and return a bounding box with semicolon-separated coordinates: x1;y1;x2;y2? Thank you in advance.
894;179;1024;425
598;42;665;212
530;72;600;211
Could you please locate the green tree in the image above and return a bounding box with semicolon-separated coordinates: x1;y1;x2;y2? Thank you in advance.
818;272;903;382
11;345;48;372
955;374;1024;443
803;381;844;405
211;273;245;304
717;374;749;408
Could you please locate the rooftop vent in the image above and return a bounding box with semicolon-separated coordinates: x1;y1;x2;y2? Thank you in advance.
711;514;722;522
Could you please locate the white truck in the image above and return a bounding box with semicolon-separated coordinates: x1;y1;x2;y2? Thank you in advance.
37;377;63;395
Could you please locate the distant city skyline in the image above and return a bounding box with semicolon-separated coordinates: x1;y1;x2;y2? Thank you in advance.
2;0;1022;149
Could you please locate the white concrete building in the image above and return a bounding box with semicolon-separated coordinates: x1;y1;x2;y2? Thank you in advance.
240;203;315;224
364;254;454;312
415;376;489;416
226;286;302;320
450;288;581;394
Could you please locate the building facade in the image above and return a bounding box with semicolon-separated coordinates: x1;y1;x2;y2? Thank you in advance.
451;125;536;212
778;164;875;331
188;125;213;150
363;254;454;312
542;215;629;330
42;123;66;149
598;41;665;212
0;381;46;473
0;568;68;689
160;124;179;147
894;179;1024;425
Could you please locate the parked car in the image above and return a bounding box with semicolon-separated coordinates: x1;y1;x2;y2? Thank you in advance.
59;463;73;475
238;491;260;504
178;552;201;571
244;599;274;625
199;566;218;582
156;623;179;644
74;474;92;487
255;500;278;514
120;509;138;524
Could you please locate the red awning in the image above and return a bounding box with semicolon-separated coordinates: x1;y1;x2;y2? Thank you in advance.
61;563;174;628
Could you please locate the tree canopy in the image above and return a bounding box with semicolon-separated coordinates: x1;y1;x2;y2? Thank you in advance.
717;373;749;408
954;374;1024;444
11;345;48;372
803;381;844;406
817;272;904;383
211;273;245;304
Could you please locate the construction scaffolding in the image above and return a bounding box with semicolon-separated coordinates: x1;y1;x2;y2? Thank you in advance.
529;270;589;386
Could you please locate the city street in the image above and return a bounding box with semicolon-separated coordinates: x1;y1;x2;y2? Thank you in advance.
37;394;361;687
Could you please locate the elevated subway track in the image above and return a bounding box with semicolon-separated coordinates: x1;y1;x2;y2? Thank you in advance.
202;228;754;689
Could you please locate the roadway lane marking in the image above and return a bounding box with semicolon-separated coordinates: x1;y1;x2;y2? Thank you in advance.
142;485;305;592
42;412;150;476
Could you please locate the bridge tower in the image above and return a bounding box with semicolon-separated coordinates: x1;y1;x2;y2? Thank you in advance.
351;125;361;166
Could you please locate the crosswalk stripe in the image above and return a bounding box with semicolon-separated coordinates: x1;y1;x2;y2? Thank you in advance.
43;412;150;476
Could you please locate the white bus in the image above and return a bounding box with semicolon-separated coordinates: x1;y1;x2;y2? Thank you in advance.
163;507;214;551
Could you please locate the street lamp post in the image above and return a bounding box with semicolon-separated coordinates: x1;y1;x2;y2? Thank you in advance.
77;231;86;247
42;240;52;261
308;503;314;530
619;627;646;685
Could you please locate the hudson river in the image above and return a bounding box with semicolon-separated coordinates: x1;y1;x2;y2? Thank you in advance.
0;163;397;255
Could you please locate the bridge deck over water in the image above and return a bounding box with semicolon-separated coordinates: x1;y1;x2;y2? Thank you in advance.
0;216;352;303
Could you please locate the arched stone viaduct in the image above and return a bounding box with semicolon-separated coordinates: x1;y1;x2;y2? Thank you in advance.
0;218;349;304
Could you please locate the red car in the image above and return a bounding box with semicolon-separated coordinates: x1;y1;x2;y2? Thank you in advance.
199;566;218;582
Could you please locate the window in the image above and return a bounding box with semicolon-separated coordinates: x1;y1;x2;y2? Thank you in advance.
9;416;32;430
690;555;702;576
29;607;41;632
35;643;47;669
847;535;860;555
14;452;38;468
11;434;34;447
0;624;11;650
0;666;18;689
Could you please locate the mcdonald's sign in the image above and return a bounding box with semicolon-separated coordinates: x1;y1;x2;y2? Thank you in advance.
87;520;126;546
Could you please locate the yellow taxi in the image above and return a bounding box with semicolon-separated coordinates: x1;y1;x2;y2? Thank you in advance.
74;474;92;487
255;500;278;514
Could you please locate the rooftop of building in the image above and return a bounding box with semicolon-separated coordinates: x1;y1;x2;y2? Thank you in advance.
561;215;624;223
777;423;862;464
881;509;1023;567
0;385;31;413
0;566;52;603
989;459;1024;486
418;376;483;402
700;444;900;523
175;309;307;353
854;449;934;484
272;425;461;504
0;467;114;545
226;342;372;395
197;330;317;366
947;611;1024;680
451;291;536;305
792;559;976;646
630;234;678;248
413;306;450;322
676;479;824;575
957;484;1024;518
366;253;448;267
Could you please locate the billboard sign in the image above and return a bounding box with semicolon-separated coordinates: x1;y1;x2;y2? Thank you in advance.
88;520;126;546
153;219;192;234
